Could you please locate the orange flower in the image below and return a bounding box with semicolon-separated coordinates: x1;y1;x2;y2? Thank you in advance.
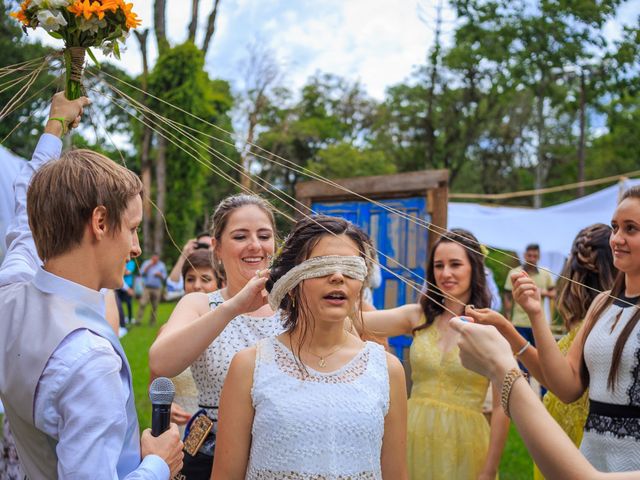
10;9;29;26
67;0;102;21
99;0;120;14
10;1;31;26
121;2;141;29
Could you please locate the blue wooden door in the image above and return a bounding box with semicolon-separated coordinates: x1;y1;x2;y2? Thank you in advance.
312;197;430;359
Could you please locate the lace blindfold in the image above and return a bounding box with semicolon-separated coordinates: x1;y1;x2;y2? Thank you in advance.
268;255;368;310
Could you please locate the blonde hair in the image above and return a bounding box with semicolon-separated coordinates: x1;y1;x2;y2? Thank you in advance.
27;149;142;261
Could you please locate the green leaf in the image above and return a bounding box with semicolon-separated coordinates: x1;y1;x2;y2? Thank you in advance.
86;47;101;68
48;31;63;40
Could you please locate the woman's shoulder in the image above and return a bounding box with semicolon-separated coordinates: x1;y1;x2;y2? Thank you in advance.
175;291;211;314
383;350;404;372
229;344;258;374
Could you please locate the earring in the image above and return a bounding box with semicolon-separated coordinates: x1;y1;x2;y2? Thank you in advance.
290;295;296;308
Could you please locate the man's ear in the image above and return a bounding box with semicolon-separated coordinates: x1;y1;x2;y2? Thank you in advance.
91;206;109;240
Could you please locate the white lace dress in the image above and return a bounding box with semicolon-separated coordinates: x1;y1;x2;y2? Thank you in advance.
247;337;389;479
582;295;640;472
190;290;283;420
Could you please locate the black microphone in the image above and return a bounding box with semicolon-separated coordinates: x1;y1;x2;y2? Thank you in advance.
149;377;175;437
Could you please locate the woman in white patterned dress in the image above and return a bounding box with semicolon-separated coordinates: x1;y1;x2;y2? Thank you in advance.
212;215;408;480
511;185;640;472
149;195;284;478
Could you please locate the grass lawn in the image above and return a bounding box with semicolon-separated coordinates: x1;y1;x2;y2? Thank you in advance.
123;301;533;479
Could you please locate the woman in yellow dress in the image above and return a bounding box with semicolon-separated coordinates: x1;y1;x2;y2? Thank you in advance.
364;229;509;479
465;223;617;479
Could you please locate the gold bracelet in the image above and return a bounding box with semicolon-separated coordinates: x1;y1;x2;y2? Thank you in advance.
501;367;524;417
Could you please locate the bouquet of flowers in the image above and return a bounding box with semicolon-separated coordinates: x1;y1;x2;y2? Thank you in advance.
11;0;141;99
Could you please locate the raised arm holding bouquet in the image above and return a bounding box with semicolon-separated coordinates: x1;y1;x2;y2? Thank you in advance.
11;0;141;99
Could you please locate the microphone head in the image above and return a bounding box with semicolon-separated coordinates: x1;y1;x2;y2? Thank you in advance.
149;377;175;405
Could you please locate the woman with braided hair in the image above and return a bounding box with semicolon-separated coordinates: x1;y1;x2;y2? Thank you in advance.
501;186;640;472
465;223;617;478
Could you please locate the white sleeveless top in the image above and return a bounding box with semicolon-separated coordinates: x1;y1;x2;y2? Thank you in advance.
190;290;283;420
247;337;390;479
582;296;640;472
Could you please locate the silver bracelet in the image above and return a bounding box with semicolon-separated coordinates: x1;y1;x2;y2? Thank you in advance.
515;340;531;357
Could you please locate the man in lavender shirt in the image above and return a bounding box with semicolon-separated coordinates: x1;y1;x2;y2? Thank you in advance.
0;93;183;479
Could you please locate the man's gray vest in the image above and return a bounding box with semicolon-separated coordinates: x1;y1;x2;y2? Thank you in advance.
0;278;141;479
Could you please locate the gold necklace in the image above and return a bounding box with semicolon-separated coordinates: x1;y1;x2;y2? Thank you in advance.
305;335;349;368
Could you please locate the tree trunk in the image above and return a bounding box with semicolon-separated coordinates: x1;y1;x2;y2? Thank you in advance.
153;0;169;54
134;29;154;254
240;113;256;191
188;0;200;43
201;0;221;55
534;89;545;208
424;0;443;169
577;71;586;197
153;135;167;255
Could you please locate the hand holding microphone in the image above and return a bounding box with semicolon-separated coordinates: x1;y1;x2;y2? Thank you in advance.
141;378;184;477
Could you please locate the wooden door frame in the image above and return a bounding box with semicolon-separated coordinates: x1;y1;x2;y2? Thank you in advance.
295;169;449;255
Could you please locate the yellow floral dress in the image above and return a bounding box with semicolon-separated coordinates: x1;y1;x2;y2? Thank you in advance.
407;325;493;479
533;325;589;480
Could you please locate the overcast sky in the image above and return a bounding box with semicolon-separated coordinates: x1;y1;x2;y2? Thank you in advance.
27;0;640;100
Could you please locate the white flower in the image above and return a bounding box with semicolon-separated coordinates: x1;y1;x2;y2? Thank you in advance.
47;0;72;7
36;9;67;32
32;0;70;8
102;41;115;56
78;17;106;34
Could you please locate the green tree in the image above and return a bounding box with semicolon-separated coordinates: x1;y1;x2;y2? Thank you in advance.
308;142;396;179
254;73;380;197
148;42;235;262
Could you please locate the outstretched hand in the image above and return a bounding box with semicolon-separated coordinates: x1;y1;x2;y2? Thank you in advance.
449;317;518;383
46;91;91;136
464;305;510;330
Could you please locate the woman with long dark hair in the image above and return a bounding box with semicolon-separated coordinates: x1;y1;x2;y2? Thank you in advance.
212;215;408;479
362;229;509;479
465;223;617;479
511;186;640;471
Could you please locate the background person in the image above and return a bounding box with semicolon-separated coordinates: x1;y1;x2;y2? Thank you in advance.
117;258;136;324
165;249;222;436
136;252;167;325
503;243;555;345
166;233;214;300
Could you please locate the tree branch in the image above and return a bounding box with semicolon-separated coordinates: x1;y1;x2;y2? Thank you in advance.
201;0;221;55
154;0;169;54
188;0;200;43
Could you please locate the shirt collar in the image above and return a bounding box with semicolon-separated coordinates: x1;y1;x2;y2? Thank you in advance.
33;267;105;318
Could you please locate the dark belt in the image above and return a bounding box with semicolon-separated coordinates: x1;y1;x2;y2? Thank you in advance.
589;399;640;418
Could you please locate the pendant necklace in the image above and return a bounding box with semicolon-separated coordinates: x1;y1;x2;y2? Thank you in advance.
307;335;349;368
